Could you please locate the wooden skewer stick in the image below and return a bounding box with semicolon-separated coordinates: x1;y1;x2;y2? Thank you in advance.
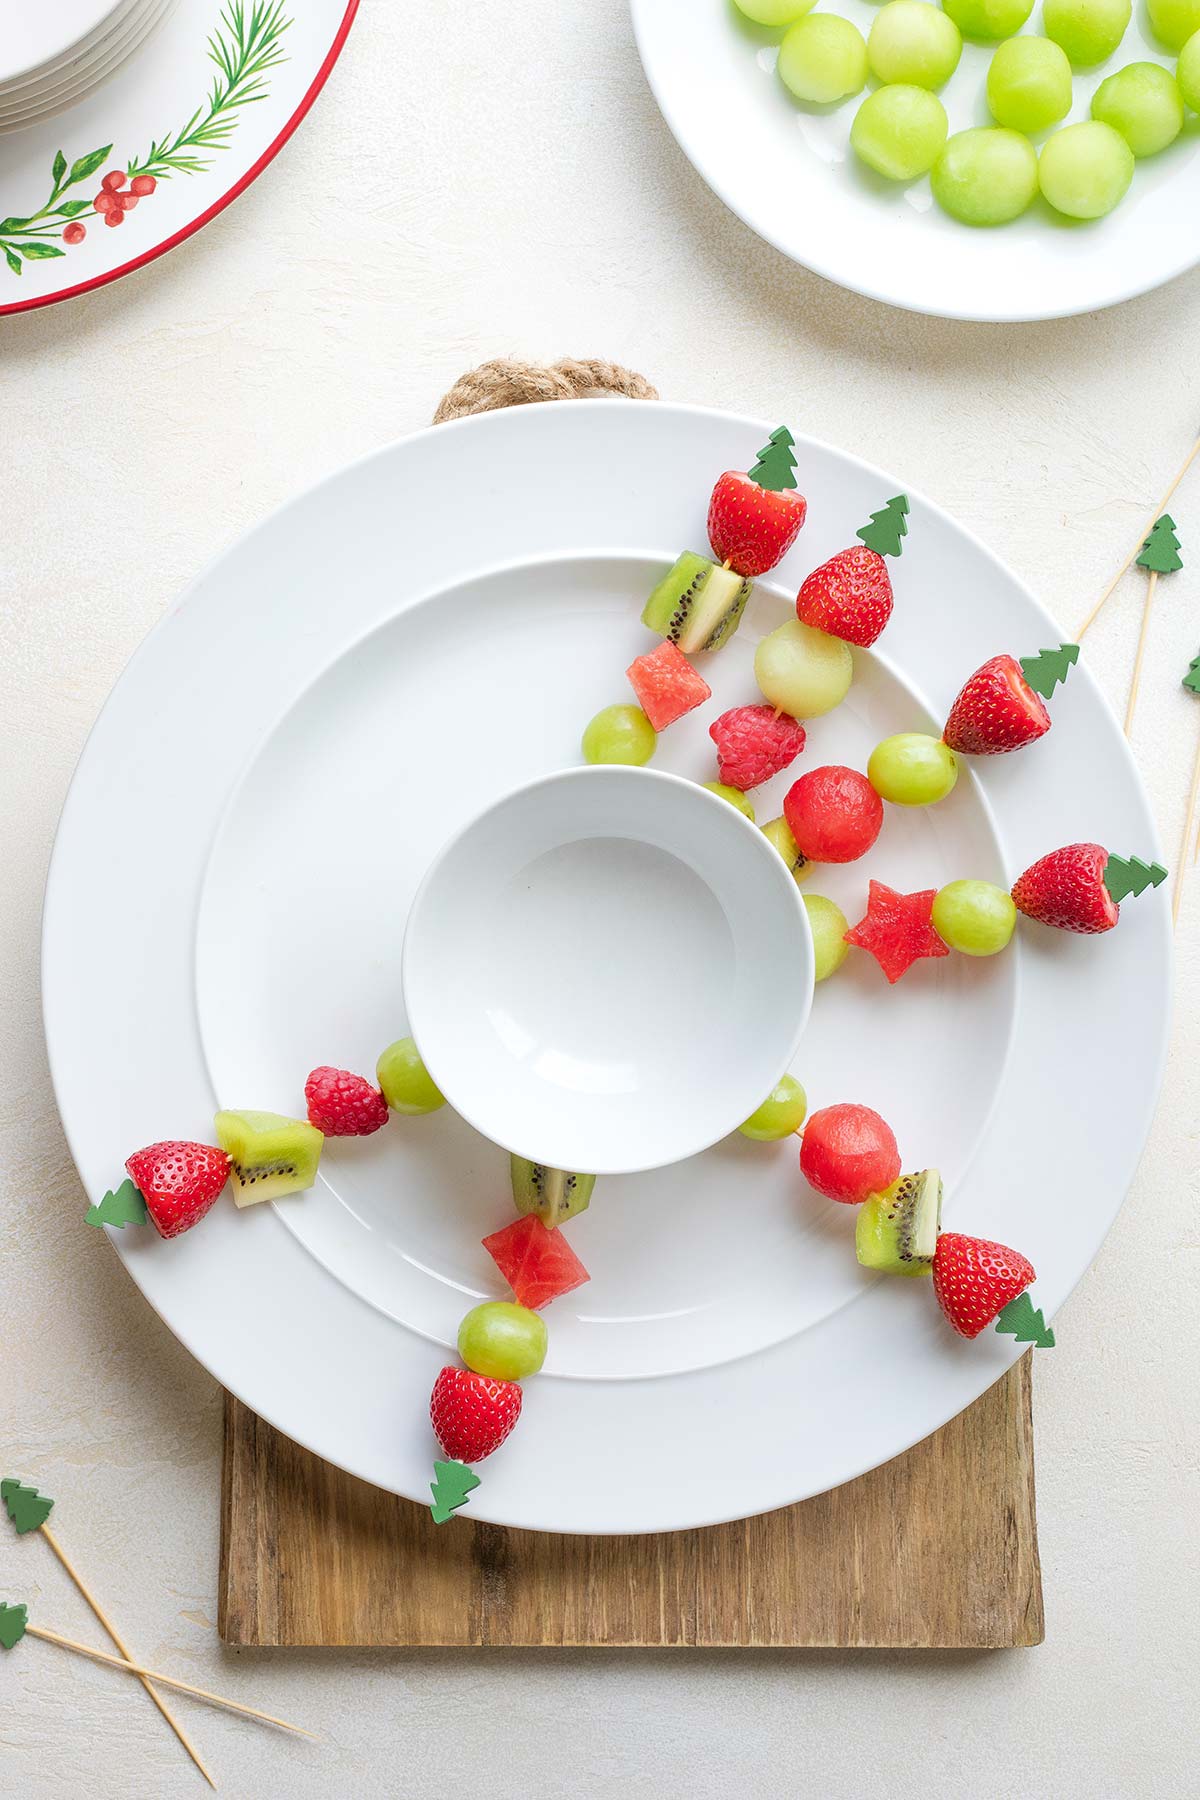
1123;569;1158;738
26;1623;319;1740
1076;431;1200;641
1173;728;1200;928
38;1524;216;1789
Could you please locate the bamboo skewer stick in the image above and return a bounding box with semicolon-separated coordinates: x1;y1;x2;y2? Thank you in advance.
25;1623;319;1739
1173;728;1200;928
1076;432;1200;641
39;1524;216;1788
1123;570;1158;737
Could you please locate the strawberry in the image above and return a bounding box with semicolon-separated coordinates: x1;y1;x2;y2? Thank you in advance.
942;654;1051;756
305;1066;390;1136
709;705;806;790
1010;842;1118;934
125;1141;230;1239
795;545;893;647
932;1233;1035;1339
430;1366;522;1463
707;432;808;578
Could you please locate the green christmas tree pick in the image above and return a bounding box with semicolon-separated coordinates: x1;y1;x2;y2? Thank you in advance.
1;1479;53;1535
1136;514;1183;575
0;1602;28;1650
85;1178;148;1229
1103;854;1168;903
856;494;909;558
1183;651;1200;697
430;1459;481;1525
747;426;798;493
995;1292;1055;1349
1019;643;1079;699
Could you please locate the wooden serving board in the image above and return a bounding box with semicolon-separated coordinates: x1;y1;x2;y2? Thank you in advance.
218;1355;1043;1649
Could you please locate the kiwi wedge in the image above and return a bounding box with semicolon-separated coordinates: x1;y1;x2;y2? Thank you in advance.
510;1155;595;1229
762;816;810;884
214;1109;324;1208
642;552;754;655
855;1168;942;1277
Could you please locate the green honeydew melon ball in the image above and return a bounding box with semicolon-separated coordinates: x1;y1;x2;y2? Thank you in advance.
732;0;816;22
941;0;1034;40
1180;29;1200;107
987;36;1073;132
931;127;1040;225
1038;119;1135;217
1043;0;1133;66
867;1;963;88
778;13;869;103
852;85;949;179
1092;61;1184;152
1148;0;1200;50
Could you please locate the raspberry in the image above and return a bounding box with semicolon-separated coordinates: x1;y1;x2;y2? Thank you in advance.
129;175;157;196
101;170;128;193
304;1066;390;1137
63;223;86;245
710;704;806;791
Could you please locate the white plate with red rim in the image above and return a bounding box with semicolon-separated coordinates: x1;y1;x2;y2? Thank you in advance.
0;0;356;309
43;400;1170;1533
631;0;1200;323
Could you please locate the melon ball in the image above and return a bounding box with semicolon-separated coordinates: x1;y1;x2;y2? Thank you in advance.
801;1103;902;1204
867;1;963;88
1148;0;1200;48
852;84;949;178
1043;0;1133;66
942;0;1034;38
733;0;816;21
1039;119;1135;217
778;13;869;103
986;36;1073;132
754;619;853;718
784;765;883;864
931;127;1040;226
1092;61;1185;152
1180;29;1200;107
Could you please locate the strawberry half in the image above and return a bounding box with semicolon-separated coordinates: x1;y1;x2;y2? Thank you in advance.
796;544;893;647
430;1366;522;1463
707;427;807;577
1011;842;1119;934
932;1233;1035;1339
125;1141;230;1239
305;1066;390;1136
942;654;1051;756
709;704;806;790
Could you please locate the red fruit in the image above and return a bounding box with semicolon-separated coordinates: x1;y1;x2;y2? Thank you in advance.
93;191;117;214
845;880;950;984
430;1366;522;1463
62;223;86;245
942;654;1051;756
783;765;883;864
1011;842;1118;934
117;192;139;212
626;639;711;731
101;169;128;193
125;1141;230;1239
707;471;808;578
482;1214;589;1309
800;1104;901;1205
796;545;893;648
709;704;806;790
932;1233;1035;1339
304;1066;390;1136
129;174;157;196
103;211;125;228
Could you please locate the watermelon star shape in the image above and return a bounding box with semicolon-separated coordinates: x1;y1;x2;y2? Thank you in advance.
845;880;951;985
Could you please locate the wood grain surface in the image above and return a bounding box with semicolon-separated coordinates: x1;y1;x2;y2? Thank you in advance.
218;1355;1043;1649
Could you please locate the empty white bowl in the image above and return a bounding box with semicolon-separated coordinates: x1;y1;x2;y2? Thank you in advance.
402;765;813;1174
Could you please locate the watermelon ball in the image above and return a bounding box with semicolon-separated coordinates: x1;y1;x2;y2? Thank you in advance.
784;765;883;864
800;1103;902;1205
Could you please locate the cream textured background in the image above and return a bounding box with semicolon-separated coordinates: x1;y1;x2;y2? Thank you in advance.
2;3;1199;1795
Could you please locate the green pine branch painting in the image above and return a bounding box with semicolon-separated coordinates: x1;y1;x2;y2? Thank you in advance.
0;3;291;277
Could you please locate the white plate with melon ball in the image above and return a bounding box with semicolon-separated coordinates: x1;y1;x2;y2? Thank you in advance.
43;401;1170;1532
632;0;1200;321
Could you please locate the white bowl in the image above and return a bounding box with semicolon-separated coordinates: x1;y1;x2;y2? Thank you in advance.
402;765;813;1175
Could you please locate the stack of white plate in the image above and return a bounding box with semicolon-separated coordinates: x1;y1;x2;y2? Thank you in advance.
0;0;179;135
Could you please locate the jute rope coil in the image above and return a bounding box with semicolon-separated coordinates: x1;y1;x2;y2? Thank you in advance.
433;356;657;423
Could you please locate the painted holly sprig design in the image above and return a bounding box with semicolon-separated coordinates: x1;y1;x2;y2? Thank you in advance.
0;2;291;277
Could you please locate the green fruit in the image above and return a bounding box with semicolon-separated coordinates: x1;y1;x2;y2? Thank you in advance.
733;0;815;20
986;36;1073;132
1148;0;1200;48
867;733;959;805
1092;62;1184;154
582;704;656;766
931;880;1016;955
754;619;854;718
642;553;753;655
852;85;948;180
703;781;755;821
855;1169;943;1277
942;0;1033;37
803;893;850;981
867;2;962;88
457;1301;547;1381
377;1037;446;1114
1043;0;1132;64
214;1109;323;1207
778;13;869;103
762;815;813;884
510;1156;595;1228
1180;29;1200;106
932;128;1040;226
1039;120;1134;218
739;1076;808;1140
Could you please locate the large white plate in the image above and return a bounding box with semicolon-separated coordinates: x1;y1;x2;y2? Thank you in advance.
632;0;1200;322
43;401;1170;1533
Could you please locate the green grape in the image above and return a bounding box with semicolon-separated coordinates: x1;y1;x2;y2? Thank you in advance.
376;1037;445;1115
942;0;1034;39
1039;119;1134;216
754;619;854;718
1092;61;1184;152
762;815;814;884
703;781;756;820
778;14;869;103
803;893;850;982
733;0;816;21
458;1301;547;1381
1043;0;1132;65
1149;0;1200;48
739;1075;809;1141
986;36;1073;132
931;127;1039;225
866;733;959;805
867;2;962;87
582;704;655;766
930;880;1016;956
1180;29;1200;107
852;85;949;178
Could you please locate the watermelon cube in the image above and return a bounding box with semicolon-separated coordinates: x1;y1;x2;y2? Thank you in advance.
626;640;711;732
482;1215;589;1309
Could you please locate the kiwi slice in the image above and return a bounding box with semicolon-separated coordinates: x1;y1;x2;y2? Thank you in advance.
762;816;810;882
642;552;754;655
855;1169;942;1277
510;1155;595;1229
214;1109;324;1208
